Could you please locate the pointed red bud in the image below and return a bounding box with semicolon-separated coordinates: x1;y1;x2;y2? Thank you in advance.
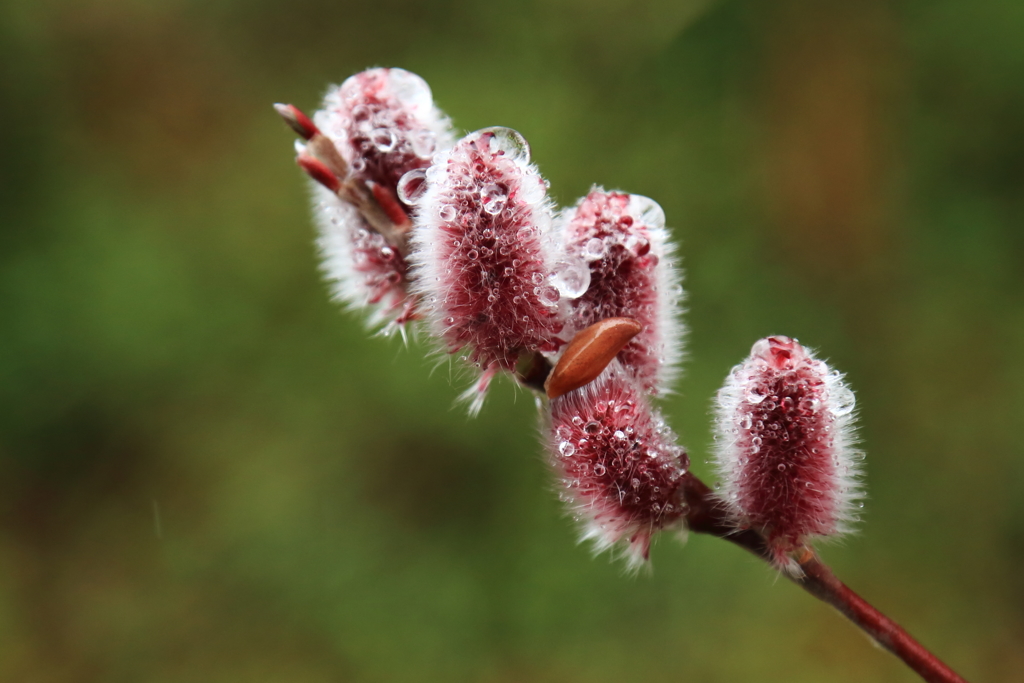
274;103;319;140
297;153;341;193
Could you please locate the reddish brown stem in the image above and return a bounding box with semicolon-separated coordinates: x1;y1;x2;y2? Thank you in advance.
680;473;968;683
796;551;967;683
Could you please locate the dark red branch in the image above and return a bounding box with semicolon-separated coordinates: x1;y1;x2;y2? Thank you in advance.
794;552;968;683
680;473;969;683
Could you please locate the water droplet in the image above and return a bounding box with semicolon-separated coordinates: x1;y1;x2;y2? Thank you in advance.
593;464;607;476
480;183;508;215
740;415;753;430
370;127;397;152
559;441;576;457
556;425;572;439
349;104;371;123
831;385;856;417
438;205;456;222
584;421;601;435
426;162;446;183
550;259;591;299
613;430;626;440
628;194;666;230
397;169;428;204
480;126;531;164
538;286;560;307
582;237;605;261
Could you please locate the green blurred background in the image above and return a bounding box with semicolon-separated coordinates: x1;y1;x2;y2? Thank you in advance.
1;0;1022;681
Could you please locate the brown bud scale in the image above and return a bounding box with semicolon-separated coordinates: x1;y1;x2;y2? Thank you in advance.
546;317;643;399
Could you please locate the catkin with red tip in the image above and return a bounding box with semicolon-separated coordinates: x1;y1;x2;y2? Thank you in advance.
712;336;862;570
410;127;563;413
315;68;455;193
309;68;455;331
549;362;689;568
559;189;685;394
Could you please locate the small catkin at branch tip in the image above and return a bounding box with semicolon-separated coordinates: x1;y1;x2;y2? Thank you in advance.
712;335;862;570
289;67;456;333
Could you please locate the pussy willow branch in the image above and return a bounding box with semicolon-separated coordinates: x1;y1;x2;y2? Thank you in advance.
520;355;967;683
282;111;967;682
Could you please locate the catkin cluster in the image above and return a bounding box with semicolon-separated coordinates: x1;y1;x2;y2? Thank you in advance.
281;67;863;568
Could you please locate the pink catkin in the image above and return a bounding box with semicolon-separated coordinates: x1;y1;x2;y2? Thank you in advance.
713;336;862;569
549;362;689;568
315;68;454;196
411;127;562;412
315;201;410;323
310;68;455;331
560;189;684;395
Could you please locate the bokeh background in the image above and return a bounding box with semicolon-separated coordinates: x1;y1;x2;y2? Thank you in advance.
1;0;1022;681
